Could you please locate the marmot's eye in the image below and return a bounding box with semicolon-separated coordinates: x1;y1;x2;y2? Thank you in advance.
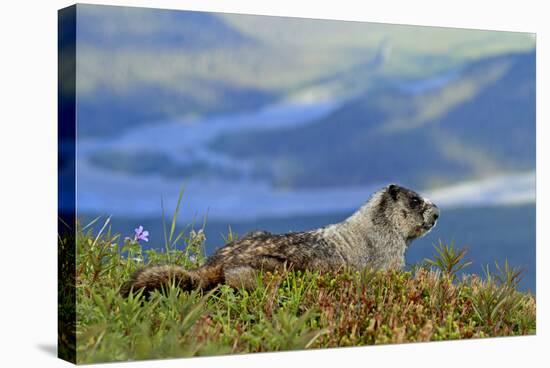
410;197;421;207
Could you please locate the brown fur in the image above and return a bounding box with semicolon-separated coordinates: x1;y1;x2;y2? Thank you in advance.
121;184;439;297
120;264;225;297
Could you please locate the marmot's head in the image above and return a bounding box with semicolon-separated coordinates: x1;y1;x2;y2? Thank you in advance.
378;184;440;242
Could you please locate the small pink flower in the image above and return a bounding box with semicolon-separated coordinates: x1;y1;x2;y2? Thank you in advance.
133;225;149;242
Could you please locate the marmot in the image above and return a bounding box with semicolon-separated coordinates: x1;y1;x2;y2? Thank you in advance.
120;184;439;296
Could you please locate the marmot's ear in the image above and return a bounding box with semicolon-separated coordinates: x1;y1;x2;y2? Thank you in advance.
388;184;400;200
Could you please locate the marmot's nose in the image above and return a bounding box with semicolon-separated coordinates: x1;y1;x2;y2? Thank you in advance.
432;206;440;222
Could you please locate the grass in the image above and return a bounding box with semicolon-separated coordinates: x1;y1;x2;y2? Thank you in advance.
68;214;536;364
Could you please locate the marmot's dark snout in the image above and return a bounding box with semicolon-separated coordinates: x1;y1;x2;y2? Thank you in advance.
430;204;440;221
423;202;440;230
432;207;440;222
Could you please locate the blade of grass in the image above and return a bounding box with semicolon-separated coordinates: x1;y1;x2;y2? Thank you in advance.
169;186;185;247
161;195;169;260
58;216;72;230
91;216;111;249
82;215;101;231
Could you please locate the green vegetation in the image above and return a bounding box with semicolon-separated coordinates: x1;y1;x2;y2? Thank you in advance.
73;217;535;364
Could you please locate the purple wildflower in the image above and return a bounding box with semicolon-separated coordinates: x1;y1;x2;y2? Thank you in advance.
134;225;149;242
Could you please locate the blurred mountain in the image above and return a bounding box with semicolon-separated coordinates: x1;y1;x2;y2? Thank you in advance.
73;4;534;138
439;52;535;169
77;5;252;50
211;51;535;189
75;5;275;138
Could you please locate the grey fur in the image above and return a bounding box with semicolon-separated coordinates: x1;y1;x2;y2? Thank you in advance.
121;184;439;296
316;184;439;270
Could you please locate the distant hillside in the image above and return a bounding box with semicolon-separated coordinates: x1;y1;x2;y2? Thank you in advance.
222;14;534;80
75;5;276;138
77;4;252;50
439;52;535;169
211;51;535;189
73;4;534;138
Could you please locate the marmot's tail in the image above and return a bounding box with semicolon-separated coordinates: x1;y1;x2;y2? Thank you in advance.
120;265;224;297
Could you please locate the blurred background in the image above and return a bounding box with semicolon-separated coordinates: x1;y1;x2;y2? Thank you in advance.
61;5;535;290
